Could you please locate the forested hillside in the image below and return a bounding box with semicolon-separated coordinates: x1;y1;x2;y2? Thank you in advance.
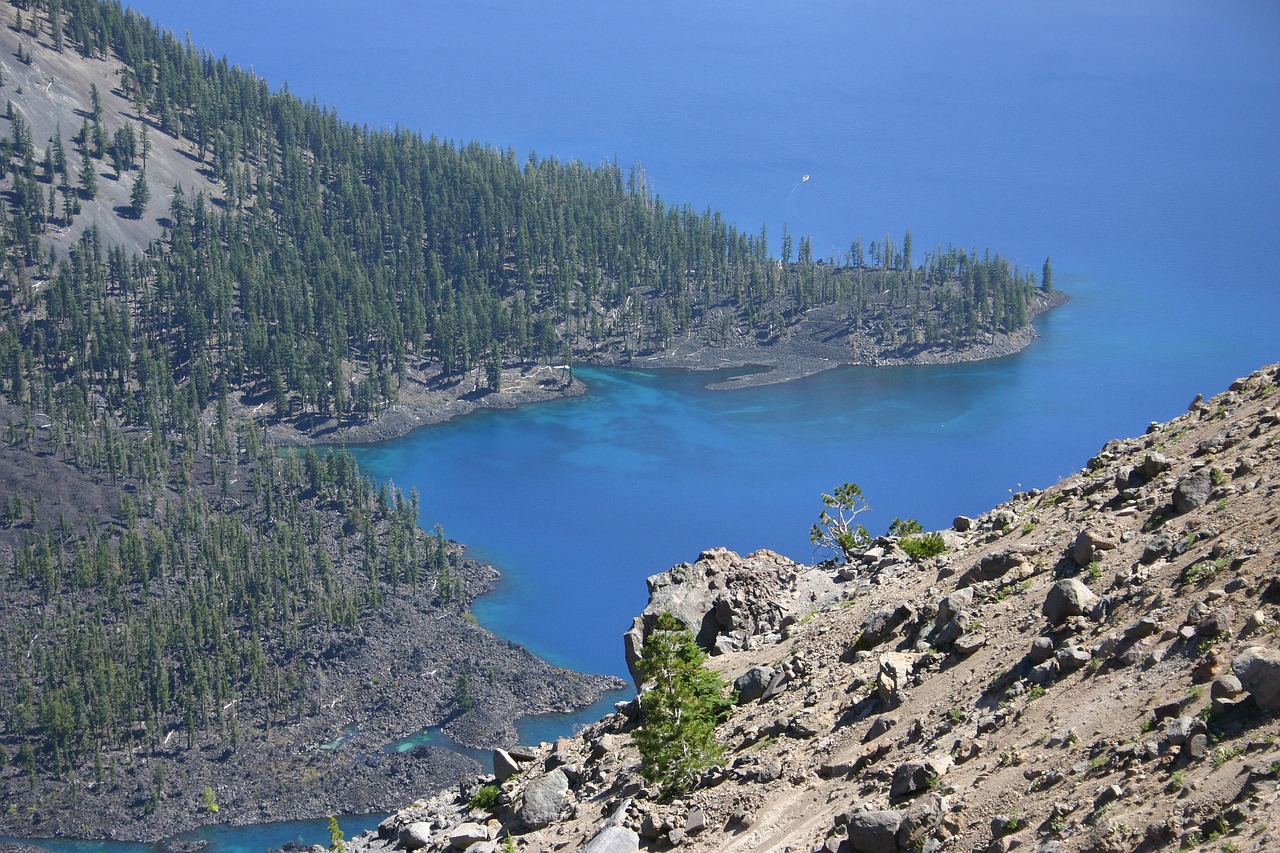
0;0;1058;839
1;0;1057;432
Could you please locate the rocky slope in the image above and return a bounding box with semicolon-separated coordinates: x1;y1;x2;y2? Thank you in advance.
343;363;1280;853
0;6;222;256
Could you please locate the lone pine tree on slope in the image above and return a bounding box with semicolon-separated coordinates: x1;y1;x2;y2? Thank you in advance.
632;612;735;797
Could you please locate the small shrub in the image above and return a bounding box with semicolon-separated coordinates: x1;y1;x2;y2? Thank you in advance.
1212;744;1245;769
900;532;946;560
888;517;924;538
469;783;500;809
633;612;735;796
996;748;1022;767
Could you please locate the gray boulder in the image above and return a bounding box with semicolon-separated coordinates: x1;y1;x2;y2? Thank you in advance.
897;794;946;850
581;826;639;853
936;587;975;626
493;748;520;783
734;665;775;703
1138;452;1171;479
583;800;640;853
519;767;570;828
1212;673;1246;712
861;605;913;646
1173;470;1213;514
932;611;970;648
1042;578;1098;625
1055;646;1092;673
865;714;898;742
889;760;939;799
398;822;435;851
1029;636;1055;663
1231;646;1280;710
447;823;491;849
844;809;904;853
1141;534;1174;563
1028;660;1059;684
958;549;1029;587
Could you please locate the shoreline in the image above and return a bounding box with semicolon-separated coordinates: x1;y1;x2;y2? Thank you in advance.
262;290;1070;447
0;548;625;845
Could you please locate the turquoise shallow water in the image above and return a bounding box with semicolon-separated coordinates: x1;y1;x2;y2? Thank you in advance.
1;816;385;853
24;1;1280;850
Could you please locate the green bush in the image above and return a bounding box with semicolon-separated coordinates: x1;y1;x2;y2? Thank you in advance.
468;783;500;810
888;517;924;537
900;531;946;559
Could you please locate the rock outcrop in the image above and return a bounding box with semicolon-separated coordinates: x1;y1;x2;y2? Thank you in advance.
623;548;841;688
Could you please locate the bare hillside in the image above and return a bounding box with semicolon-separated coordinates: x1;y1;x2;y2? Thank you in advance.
351;363;1280;853
0;0;220;255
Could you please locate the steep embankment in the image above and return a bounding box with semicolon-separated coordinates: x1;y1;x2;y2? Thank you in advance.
351;363;1280;853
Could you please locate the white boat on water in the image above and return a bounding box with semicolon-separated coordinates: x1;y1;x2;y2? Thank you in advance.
801;174;810;181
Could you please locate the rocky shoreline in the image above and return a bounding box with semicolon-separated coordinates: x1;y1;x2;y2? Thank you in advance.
257;291;1069;448
0;526;623;845
626;289;1069;391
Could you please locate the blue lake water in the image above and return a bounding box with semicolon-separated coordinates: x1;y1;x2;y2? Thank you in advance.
32;1;1280;851
1;816;385;853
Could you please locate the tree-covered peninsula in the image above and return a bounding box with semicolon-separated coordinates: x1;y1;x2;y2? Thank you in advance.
0;0;1063;839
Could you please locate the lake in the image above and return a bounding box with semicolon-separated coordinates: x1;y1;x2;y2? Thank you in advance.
25;0;1280;850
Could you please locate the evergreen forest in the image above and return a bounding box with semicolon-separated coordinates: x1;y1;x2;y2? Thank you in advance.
0;0;1055;830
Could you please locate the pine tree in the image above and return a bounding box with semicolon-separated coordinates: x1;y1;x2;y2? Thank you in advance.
328;816;345;853
1042;256;1053;292
78;150;97;199
632;612;734;797
129;167;150;218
